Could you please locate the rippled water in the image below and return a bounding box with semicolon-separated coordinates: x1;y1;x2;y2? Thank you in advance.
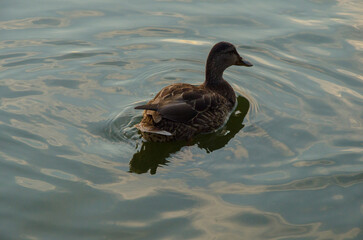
1;0;362;239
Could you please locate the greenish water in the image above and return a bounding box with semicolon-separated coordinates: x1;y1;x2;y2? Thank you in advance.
1;0;362;239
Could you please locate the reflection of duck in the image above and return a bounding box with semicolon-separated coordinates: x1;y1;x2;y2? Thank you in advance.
129;95;249;174
134;42;252;142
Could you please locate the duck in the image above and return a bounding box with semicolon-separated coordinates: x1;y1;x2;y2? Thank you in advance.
134;41;253;142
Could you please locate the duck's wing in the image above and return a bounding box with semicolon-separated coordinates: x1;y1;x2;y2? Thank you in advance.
135;89;218;123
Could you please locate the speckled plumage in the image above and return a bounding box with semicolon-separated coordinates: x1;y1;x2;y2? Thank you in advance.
135;42;252;142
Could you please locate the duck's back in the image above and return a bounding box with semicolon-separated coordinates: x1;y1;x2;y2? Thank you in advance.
135;82;234;142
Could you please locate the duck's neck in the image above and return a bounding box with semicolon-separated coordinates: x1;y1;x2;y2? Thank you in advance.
203;59;236;107
204;59;228;86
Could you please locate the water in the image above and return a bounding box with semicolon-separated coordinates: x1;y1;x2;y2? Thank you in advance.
1;0;362;239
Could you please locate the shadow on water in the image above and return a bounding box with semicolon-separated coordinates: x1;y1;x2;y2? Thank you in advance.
129;95;250;174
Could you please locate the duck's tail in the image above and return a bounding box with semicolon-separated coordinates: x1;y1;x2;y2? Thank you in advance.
134;104;158;111
135;123;173;136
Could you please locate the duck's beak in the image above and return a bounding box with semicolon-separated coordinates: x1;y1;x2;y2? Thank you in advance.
235;56;253;67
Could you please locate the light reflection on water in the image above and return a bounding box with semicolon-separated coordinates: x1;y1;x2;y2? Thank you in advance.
0;0;362;239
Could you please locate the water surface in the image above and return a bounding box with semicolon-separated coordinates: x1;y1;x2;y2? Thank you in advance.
1;0;362;239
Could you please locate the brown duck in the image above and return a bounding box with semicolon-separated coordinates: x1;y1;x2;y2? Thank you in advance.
135;42;253;142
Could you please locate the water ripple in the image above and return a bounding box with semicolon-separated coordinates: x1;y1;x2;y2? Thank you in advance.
2;51;113;68
0;17;69;30
100;104;141;143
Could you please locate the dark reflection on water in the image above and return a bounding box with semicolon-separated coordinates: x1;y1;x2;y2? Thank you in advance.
130;95;249;174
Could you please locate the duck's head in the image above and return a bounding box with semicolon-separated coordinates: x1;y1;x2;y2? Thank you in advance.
207;42;253;69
